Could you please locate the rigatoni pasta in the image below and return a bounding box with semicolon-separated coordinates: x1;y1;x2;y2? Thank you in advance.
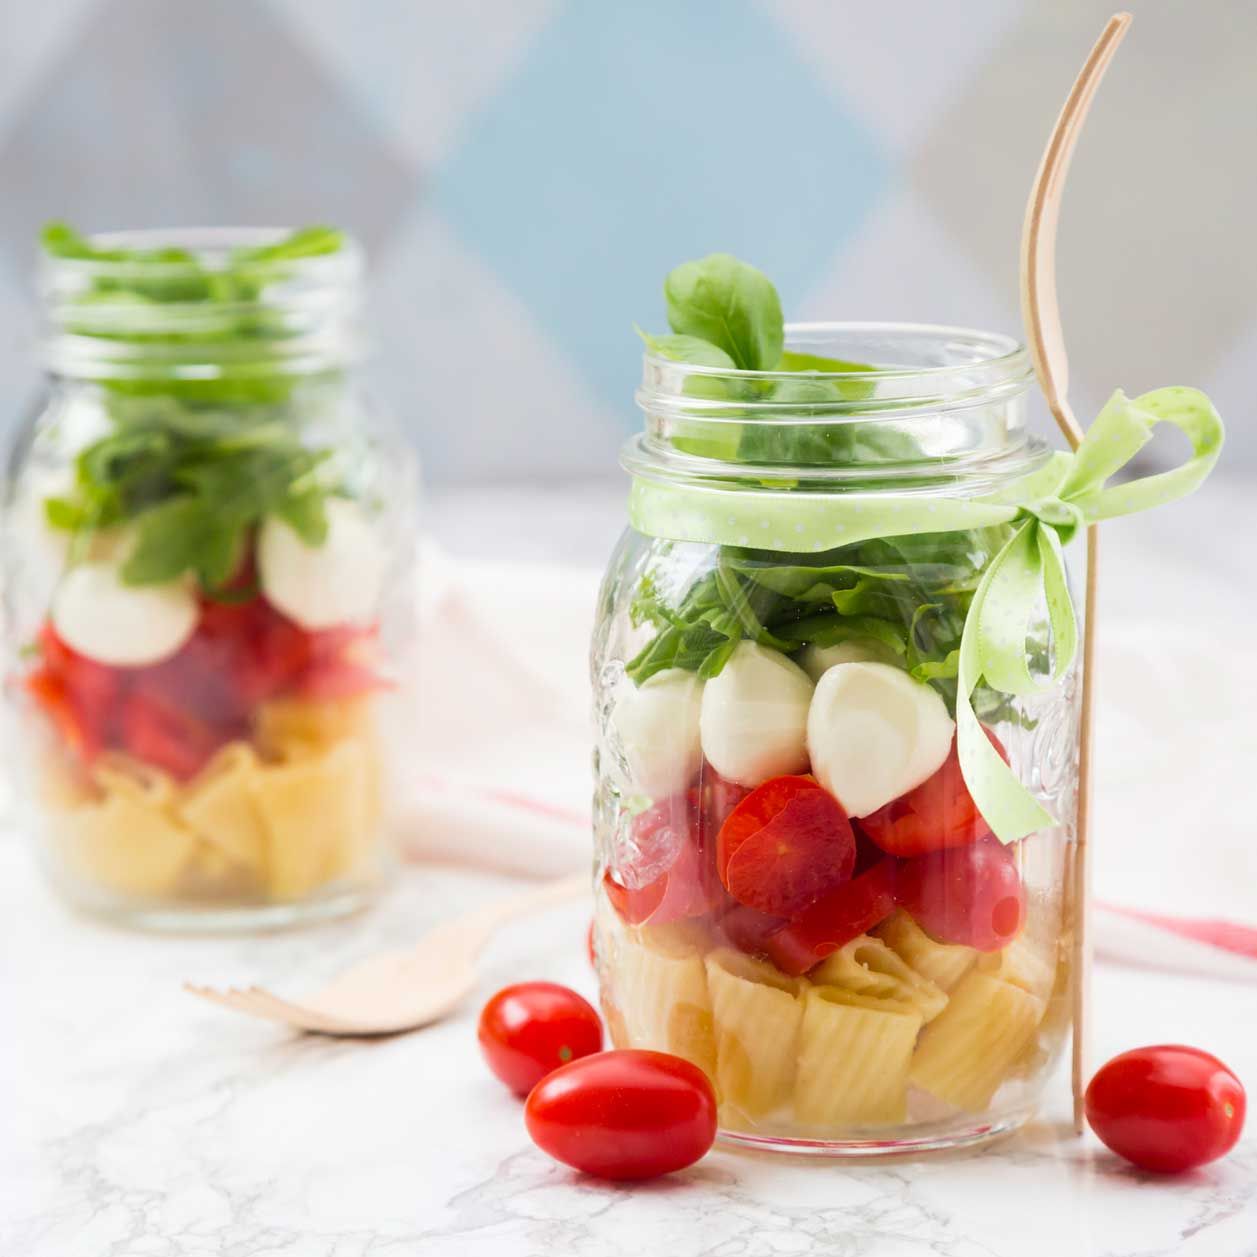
811;934;947;1023
874;910;979;993
706;949;804;1120
910;973;1046;1111
795;986;923;1126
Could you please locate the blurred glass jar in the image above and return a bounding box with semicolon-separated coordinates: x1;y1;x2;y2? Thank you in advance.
591;325;1079;1154
1;226;418;929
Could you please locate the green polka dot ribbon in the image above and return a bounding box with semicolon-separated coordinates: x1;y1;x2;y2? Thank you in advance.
629;386;1224;843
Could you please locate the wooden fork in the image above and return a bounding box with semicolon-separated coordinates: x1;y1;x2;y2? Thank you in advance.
185;871;589;1036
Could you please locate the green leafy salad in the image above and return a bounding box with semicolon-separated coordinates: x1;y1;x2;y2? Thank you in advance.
40;223;347;595
627;254;1025;721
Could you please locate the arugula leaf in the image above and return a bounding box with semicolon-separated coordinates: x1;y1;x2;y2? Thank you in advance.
664;254;783;371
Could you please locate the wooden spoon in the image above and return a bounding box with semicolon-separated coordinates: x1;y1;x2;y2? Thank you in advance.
1019;11;1132;1134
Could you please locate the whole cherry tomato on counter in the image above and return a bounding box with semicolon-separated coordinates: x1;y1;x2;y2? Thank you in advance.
478;982;603;1097
717;775;856;918
763;858;898;976
525;1049;717;1180
860;732;1007;858
1085;1046;1246;1174
895;833;1024;952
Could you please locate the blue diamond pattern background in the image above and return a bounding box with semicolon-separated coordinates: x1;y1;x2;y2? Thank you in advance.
432;0;887;419
0;0;1251;483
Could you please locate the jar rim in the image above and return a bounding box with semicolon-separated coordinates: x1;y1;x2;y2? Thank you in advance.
37;225;364;381
628;320;1047;490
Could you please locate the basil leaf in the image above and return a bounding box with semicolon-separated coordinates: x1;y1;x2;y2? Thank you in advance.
664;254;783;371
635;328;737;370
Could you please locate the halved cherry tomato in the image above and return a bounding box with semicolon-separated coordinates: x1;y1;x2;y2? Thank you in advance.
1086;1045;1246;1174
524;1049;717;1180
717;775;855;918
478;982;603;1097
764;858;898;975
860;731;1008;858
895;833;1024;951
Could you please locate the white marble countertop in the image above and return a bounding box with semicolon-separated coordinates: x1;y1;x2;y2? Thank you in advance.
3;481;1256;1256
1;844;1254;1257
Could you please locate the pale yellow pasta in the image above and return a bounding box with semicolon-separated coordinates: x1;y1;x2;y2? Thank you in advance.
61;791;199;897
178;744;268;878
910;973;1045;1111
256;694;375;756
251;737;370;899
811;934;947;1023
795;986;923;1127
610;923;716;1077
93;753;176;806
874;909;978;992
705;949;803;1121
977;934;1057;1002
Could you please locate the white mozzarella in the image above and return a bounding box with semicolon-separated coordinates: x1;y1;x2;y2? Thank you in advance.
699;641;814;787
610;667;704;798
257;498;385;630
51;562;198;667
806;661;954;817
800;637;901;682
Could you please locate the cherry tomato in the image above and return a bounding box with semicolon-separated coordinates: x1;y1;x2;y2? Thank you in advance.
764;858;898;975
717;775;855;918
25;667;103;762
860;732;1008;858
895;833;1024;951
1086;1045;1246;1174
37;623;121;732
478;982;603;1097
604;791;709;927
120;690;228;780
719;903;788;957
524;1049;717;1180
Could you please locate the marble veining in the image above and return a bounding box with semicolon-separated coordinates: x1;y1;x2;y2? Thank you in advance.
1;845;1254;1257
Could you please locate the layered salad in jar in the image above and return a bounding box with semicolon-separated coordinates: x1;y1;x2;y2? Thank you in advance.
593;256;1075;1145
5;224;407;917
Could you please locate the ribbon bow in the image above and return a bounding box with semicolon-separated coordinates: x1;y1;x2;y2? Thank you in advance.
628;387;1224;841
955;386;1222;841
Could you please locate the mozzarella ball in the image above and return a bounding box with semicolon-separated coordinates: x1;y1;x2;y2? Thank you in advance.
610;668;703;798
258;498;385;630
700;641;814;787
806;661;954;817
800;637;901;682
52;562;197;667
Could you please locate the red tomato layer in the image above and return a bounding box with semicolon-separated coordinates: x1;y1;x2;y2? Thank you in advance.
24;600;382;779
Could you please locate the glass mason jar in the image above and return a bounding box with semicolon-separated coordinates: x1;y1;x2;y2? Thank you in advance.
1;227;418;930
592;325;1079;1154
